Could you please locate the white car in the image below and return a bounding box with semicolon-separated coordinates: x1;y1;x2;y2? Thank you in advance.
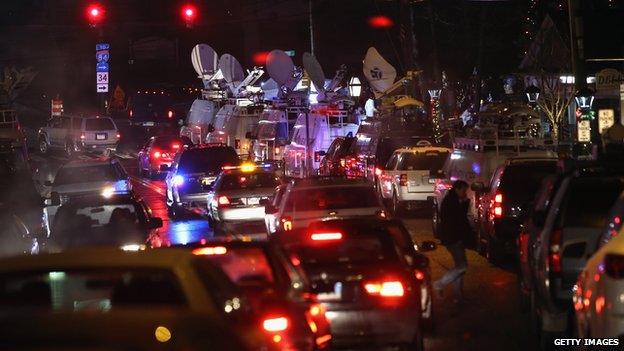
268;177;385;234
574;207;624;338
378;144;450;214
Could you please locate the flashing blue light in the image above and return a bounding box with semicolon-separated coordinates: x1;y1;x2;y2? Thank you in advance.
173;175;185;186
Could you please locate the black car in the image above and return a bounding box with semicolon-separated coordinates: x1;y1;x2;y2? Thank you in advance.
164;144;240;218
275;217;434;350
318;135;361;177
176;240;332;350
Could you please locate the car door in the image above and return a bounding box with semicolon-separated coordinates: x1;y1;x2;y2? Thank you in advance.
380;152;400;198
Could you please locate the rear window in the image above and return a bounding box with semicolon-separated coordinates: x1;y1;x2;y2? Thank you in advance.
0;269;186;310
85;118;115;131
561;178;624;228
203;247;275;286
178;148;240;174
499;162;558;204
286;186;379;212
54;164;123;185
397;151;449;171
219;172;279;191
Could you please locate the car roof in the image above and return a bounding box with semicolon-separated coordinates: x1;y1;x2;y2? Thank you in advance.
0;248;195;273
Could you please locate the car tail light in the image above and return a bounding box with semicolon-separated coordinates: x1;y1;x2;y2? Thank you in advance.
262;317;289;332
414;269;425;281
171;143;180;150
192;246;227;255
376;210;387;219
364;280;405;297
375;167;383;176
116;133;121;139
152;150;161;158
491;192;503;219
399;174;408;186
309;303;324;317
80;133;85;140
217;196;230;207
167;110;174;119
549;228;562;274
604;254;624;279
281;217;293;231
129;109;133;118
310;232;342;241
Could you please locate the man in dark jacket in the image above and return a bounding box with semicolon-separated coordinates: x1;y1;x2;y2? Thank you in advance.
433;180;471;304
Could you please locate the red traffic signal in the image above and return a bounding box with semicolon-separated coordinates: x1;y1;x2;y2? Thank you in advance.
86;3;105;26
368;15;393;29
181;4;198;25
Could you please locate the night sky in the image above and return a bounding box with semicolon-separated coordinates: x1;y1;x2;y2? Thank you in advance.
1;0;622;117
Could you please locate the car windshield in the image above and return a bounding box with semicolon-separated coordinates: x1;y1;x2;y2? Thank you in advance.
85;118;115;131
561;178;624;228
219;172;279;191
202;247;275;286
178;148;240;174
499;162;558;204
54;164;122;185
286;186;379;212
397;151;449;171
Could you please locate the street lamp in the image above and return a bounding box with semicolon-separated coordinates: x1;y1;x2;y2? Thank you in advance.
348;77;362;97
524;85;541;105
574;87;595;109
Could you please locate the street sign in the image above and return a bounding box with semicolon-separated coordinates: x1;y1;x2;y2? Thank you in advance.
96;84;109;93
96;43;110;51
96;62;109;72
577;120;591;142
51;99;63;117
96;50;110;63
96;72;109;84
598;109;615;134
596;68;622;91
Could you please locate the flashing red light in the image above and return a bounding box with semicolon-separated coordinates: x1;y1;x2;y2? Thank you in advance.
181;4;198;23
311;232;343;241
368;15;394;29
263;317;289;332
86;4;105;25
253;51;270;66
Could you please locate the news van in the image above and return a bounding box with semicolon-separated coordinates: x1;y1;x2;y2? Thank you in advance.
205;99;264;159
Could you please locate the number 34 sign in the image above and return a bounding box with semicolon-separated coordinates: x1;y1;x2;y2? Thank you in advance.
97;72;109;84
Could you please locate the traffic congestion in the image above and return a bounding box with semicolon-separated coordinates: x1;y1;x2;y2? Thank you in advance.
1;1;624;350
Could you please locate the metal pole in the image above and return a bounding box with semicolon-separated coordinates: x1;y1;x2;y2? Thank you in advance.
304;108;311;178
309;0;314;56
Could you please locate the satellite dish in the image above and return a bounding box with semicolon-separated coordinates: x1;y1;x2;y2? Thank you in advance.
302;52;326;94
362;47;397;98
218;54;245;84
266;50;295;88
262;78;279;100
191;44;218;79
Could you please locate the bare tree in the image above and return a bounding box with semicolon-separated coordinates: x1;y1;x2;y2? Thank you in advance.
0;66;38;108
535;75;574;140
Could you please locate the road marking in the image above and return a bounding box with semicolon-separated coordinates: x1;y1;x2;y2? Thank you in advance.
130;175;166;196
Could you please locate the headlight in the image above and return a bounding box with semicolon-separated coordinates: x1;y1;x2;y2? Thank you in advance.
101;186;115;198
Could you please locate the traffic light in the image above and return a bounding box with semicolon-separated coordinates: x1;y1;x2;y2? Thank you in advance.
86;3;105;26
181;4;198;27
368;15;393;29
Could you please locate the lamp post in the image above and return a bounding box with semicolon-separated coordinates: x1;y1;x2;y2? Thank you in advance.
348;77;362;98
524;85;541;107
574;87;599;156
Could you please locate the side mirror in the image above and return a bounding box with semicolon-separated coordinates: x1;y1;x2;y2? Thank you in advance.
44;180;53;187
471;182;486;193
533;210;547;227
417;240;437;252
159;164;170;172
49;192;61;206
149;217;163;229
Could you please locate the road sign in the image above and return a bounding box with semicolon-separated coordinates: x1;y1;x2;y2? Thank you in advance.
96;50;110;63
96;43;110;51
577;120;591;142
96;72;109;84
596;68;622;91
96;62;109;72
97;84;109;93
598;109;615;134
51;99;63;117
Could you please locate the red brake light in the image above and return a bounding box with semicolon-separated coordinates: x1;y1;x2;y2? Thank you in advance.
375;167;383;176
116;133;121;139
494;193;503;203
80;133;85;140
491;192;503;219
399;174;408;186
192;246;227;255
605;254;624;279
549;229;562;273
364;280;405;297
217;196;230;207
310;232;343;241
263;317;289;332
172;143;180;150
414;270;425;281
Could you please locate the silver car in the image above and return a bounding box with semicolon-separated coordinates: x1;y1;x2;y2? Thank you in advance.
207;165;280;236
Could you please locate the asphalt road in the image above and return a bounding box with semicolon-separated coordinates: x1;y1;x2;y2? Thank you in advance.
32;150;535;351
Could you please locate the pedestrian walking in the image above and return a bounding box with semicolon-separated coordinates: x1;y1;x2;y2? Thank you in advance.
433;180;472;305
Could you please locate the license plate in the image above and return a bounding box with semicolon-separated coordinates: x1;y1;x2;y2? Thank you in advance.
143;122;155;126
96;133;107;140
247;197;260;205
317;282;342;300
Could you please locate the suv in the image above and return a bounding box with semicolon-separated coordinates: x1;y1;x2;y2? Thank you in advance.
473;158;558;263
378;144;450;215
529;170;624;345
267;177;385;234
38;115;119;156
318;135;361;177
164;144;240;218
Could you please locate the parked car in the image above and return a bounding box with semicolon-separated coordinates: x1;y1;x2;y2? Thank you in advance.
46;194;162;251
529;169;624;346
137;135;190;178
267;177;385;234
0;248;268;350
181;240;332;350
38;115;120;156
277;218;430;350
473;157;558;263
378;143;450;215
164;144;240;218
207;163;280;236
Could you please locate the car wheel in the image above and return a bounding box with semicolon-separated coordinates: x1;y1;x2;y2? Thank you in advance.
39;138;49;155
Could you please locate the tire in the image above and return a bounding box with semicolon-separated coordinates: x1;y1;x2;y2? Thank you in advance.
39;138;49;155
